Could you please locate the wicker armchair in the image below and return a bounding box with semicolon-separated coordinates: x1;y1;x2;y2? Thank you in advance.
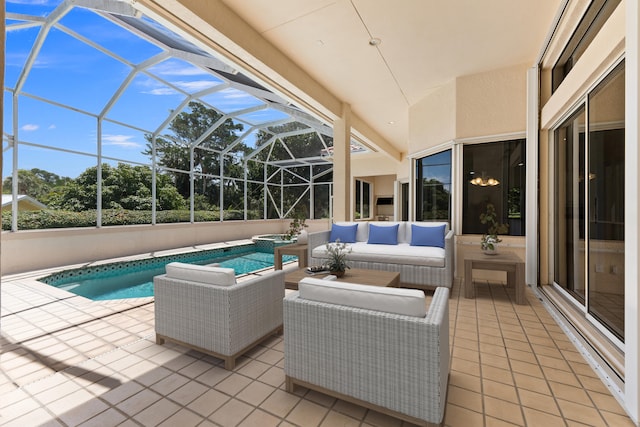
154;262;285;370
284;278;450;426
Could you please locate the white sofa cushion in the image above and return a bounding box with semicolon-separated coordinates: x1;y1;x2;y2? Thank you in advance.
165;262;236;286
298;277;426;317
312;242;445;267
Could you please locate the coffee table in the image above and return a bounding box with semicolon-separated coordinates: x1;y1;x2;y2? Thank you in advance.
284;267;400;290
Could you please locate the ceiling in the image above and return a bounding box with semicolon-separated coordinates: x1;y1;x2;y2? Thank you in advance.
215;0;564;157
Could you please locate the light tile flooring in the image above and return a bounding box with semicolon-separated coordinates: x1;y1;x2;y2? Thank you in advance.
0;265;635;426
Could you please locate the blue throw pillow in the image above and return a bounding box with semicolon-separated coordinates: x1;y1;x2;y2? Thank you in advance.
367;224;399;245
329;223;358;243
410;224;446;248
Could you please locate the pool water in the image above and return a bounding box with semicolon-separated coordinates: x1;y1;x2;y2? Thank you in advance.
40;245;296;301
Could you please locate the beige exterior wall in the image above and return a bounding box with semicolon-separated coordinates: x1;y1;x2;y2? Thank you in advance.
351;153;400;176
373;175;395;196
408;80;456;154
2;219;330;275
456;63;529;138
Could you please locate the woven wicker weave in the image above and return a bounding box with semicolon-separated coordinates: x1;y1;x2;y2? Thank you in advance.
284;286;450;426
154;269;285;369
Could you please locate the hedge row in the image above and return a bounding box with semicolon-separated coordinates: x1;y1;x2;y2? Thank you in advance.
1;209;258;230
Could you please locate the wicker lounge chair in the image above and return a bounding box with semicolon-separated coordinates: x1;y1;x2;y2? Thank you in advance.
154;262;285;370
284;278;450;426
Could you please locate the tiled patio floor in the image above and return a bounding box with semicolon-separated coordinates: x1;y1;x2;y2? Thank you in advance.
0;264;635;426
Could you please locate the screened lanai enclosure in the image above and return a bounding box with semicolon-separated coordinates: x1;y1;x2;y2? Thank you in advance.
2;0;368;231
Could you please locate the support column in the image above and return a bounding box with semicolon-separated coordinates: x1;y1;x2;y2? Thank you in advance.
332;103;351;222
626;0;640;423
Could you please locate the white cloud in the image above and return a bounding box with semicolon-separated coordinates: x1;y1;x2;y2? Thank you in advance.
102;134;141;149
21;124;39;131
145;87;179;96
174;80;217;92
48;124;56;130
221;88;254;100
152;61;208;77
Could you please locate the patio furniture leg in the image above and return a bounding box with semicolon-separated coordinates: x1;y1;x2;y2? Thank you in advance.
224;357;235;370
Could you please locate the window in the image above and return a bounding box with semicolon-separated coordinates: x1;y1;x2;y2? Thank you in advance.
552;0;621;92
415;150;451;222
355;179;371;220
462;140;526;236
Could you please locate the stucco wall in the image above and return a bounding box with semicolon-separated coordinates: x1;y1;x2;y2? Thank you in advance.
408;64;528;152
408;80;456;154
2;219;330;275
456;63;529;138
351;153;402;176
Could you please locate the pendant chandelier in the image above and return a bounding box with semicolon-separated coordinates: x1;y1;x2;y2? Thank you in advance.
469;172;500;187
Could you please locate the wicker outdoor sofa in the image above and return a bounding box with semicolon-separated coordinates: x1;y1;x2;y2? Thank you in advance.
154;262;285;370
308;221;454;289
284;277;450;426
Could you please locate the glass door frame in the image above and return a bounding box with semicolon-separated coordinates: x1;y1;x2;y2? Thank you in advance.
549;58;626;350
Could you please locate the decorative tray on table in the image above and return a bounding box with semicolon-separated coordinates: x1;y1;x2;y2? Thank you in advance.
305;265;329;275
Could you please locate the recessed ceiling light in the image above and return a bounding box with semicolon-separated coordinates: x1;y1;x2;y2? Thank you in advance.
388;120;395;125
369;38;381;46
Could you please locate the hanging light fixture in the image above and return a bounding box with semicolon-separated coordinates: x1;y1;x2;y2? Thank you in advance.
469;172;500;186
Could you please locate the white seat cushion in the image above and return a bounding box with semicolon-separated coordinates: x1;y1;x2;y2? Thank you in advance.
298;277;426;317
312;242;445;267
165;262;236;286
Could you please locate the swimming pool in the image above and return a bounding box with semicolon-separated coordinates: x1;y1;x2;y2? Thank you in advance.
39;243;297;301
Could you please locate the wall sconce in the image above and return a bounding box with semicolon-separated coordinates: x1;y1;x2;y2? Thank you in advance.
469;172;500;187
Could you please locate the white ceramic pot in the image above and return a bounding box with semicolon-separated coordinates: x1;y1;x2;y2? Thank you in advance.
483;237;499;255
297;229;308;244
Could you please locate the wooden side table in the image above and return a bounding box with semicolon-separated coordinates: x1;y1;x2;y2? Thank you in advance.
274;244;308;270
464;252;526;304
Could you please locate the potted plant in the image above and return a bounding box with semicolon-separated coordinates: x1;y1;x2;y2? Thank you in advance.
284;215;309;243
325;239;352;277
479;202;509;255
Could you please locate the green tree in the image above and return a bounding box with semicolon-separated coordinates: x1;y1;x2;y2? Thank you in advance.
46;164;185;211
3;168;70;201
144;101;246;205
421;179;450;220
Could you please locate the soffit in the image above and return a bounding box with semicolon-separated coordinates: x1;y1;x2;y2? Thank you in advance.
219;0;563;153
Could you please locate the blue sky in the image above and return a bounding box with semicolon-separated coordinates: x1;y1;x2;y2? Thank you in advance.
3;0;289;181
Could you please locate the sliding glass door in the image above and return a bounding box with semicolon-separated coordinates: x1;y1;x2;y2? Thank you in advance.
553;61;625;342
554;107;586;303
587;62;625;340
